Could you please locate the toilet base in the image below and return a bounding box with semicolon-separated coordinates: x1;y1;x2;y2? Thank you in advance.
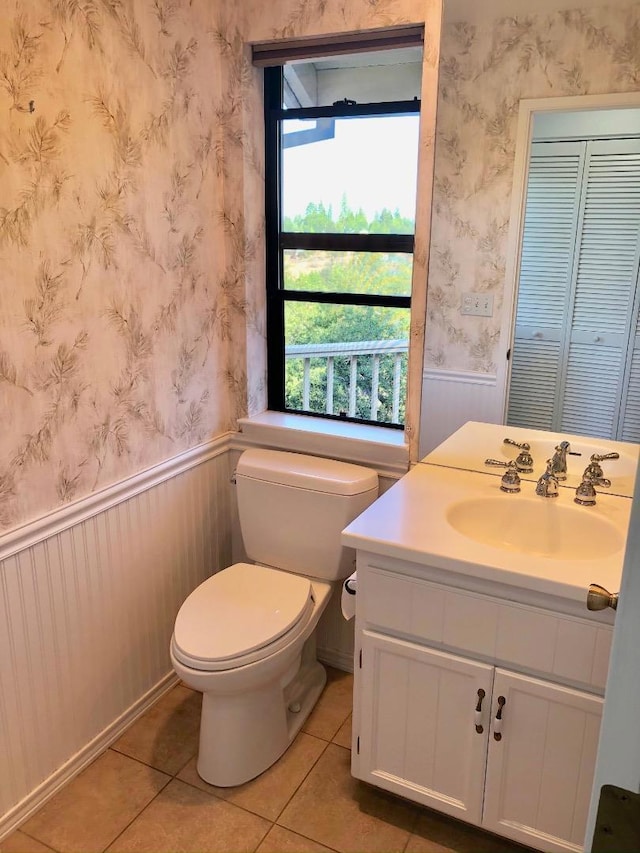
196;635;327;787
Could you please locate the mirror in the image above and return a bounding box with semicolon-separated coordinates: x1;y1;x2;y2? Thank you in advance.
419;1;640;460
505;105;640;442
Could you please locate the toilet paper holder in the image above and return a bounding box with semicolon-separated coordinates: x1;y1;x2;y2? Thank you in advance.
344;576;357;595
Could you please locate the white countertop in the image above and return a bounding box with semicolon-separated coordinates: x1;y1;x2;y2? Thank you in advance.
342;463;632;604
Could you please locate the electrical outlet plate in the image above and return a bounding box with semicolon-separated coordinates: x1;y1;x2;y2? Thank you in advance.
461;292;494;317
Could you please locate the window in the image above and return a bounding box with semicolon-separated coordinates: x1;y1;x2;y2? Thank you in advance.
263;55;421;428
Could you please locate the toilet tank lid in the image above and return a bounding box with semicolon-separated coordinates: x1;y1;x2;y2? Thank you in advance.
237;449;378;496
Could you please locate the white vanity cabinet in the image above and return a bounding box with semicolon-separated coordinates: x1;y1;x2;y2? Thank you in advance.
351;557;613;853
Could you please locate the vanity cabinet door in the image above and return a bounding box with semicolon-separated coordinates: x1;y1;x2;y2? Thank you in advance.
483;669;603;853
356;630;493;826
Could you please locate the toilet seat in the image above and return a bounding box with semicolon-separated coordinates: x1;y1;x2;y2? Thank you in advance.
171;563;315;672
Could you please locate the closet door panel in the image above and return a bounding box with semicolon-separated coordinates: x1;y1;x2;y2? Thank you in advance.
508;142;585;429
509;138;640;440
508;338;562;430
563;140;640;437
561;343;623;438
622;346;640;441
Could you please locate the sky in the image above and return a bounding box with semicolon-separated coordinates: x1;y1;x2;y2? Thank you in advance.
282;114;420;221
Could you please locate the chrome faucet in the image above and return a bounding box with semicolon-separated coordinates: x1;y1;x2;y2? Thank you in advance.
536;460;559;498
575;472;611;507
503;438;534;473
485;459;521;493
549;441;571;481
582;452;620;481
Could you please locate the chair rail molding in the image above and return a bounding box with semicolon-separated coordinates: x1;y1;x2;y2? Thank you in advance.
0;432;235;564
423;367;497;385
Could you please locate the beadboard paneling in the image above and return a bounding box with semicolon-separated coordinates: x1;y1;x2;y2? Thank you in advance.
0;442;232;836
419;369;502;457
0;434;385;837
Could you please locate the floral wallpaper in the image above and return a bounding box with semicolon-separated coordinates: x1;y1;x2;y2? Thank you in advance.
426;1;640;375
0;0;441;530
0;0;236;531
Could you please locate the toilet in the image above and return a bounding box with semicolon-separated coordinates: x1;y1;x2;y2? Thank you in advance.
170;448;378;787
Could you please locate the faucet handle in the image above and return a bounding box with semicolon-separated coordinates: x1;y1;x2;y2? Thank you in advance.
583;459;603;480
584;452;620;480
575;472;611;506
591;452;620;462
497;444;534;473
485;459;521;493
504;438;530;451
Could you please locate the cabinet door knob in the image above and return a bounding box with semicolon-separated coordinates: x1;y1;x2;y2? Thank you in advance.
493;695;506;741
587;583;618;611
474;688;486;734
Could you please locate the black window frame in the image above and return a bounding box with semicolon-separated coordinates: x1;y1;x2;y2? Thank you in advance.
264;65;420;428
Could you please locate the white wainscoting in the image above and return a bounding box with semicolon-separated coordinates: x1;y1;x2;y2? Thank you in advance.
0;437;233;838
419;369;503;457
0;431;396;839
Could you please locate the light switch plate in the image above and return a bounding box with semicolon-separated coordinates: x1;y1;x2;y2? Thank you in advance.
461;292;494;317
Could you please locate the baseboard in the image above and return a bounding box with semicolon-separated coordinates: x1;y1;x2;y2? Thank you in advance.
317;646;354;674
0;672;179;842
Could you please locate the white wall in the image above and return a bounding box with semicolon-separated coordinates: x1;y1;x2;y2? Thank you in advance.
316;62;423;106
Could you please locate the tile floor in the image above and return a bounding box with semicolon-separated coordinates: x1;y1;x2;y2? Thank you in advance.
1;668;532;853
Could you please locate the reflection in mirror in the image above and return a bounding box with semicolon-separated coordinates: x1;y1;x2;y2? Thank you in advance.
506;106;640;441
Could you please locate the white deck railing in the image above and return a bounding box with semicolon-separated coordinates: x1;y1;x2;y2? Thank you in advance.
285;339;408;423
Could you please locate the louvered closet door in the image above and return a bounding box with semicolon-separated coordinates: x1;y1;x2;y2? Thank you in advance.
621;310;640;440
508;138;640;439
508;142;585;430
596;140;640;442
561;139;640;439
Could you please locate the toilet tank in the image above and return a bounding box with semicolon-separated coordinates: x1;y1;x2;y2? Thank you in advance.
235;449;379;581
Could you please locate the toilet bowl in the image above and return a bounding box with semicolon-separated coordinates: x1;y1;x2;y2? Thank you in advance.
170;449;378;787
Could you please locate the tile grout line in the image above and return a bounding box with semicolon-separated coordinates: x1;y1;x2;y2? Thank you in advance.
100;742;180;853
104;745;176;778
99;774;173;853
271;735;331;825
271;738;352;853
10;677;355;853
250;817;273;853
8;827;60;853
168;733;336;825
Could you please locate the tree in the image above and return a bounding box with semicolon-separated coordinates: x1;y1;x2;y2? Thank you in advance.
282;201;413;423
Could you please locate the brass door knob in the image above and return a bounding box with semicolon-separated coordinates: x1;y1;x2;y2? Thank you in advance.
587;583;619;611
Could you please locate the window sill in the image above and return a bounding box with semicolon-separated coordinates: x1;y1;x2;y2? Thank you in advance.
235;411;409;480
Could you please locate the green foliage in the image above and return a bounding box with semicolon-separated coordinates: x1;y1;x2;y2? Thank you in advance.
283;195;414;236
284;250;412;297
282;201;412;424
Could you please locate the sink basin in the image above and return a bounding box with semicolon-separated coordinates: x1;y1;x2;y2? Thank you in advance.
447;497;624;560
